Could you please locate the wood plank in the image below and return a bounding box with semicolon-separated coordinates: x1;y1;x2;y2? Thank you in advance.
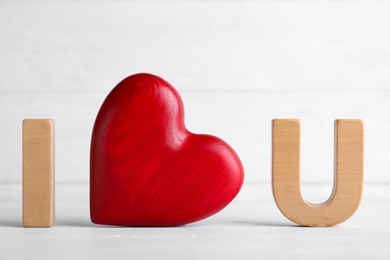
0;91;388;185
1;183;390;259
23;119;55;227
272;119;364;226
1;1;390;92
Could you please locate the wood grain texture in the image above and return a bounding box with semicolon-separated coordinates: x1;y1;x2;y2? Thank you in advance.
23;119;55;227
1;1;390;186
2;183;390;260
2;1;390;93
272;119;364;226
90;73;244;226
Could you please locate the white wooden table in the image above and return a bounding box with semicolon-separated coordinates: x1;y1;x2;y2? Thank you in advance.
1;183;389;259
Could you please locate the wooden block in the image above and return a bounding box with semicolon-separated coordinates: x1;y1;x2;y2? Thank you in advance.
23;119;55;227
272;119;364;227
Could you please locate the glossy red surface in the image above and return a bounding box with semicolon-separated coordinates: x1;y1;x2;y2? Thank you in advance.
90;73;244;226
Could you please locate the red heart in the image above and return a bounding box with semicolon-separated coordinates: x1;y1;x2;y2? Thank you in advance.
90;73;244;226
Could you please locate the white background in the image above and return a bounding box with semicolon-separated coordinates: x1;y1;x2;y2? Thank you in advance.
2;1;390;189
1;1;390;259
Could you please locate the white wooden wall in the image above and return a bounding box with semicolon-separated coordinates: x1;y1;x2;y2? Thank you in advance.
1;0;390;190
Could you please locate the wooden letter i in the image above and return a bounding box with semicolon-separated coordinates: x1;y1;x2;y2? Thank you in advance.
23;119;55;227
272;119;364;226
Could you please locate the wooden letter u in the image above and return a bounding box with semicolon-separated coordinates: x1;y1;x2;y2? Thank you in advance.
272;119;364;226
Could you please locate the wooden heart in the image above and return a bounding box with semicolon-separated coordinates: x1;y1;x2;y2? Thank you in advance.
90;73;244;226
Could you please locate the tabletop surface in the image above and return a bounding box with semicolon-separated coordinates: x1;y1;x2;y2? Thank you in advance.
1;182;389;260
